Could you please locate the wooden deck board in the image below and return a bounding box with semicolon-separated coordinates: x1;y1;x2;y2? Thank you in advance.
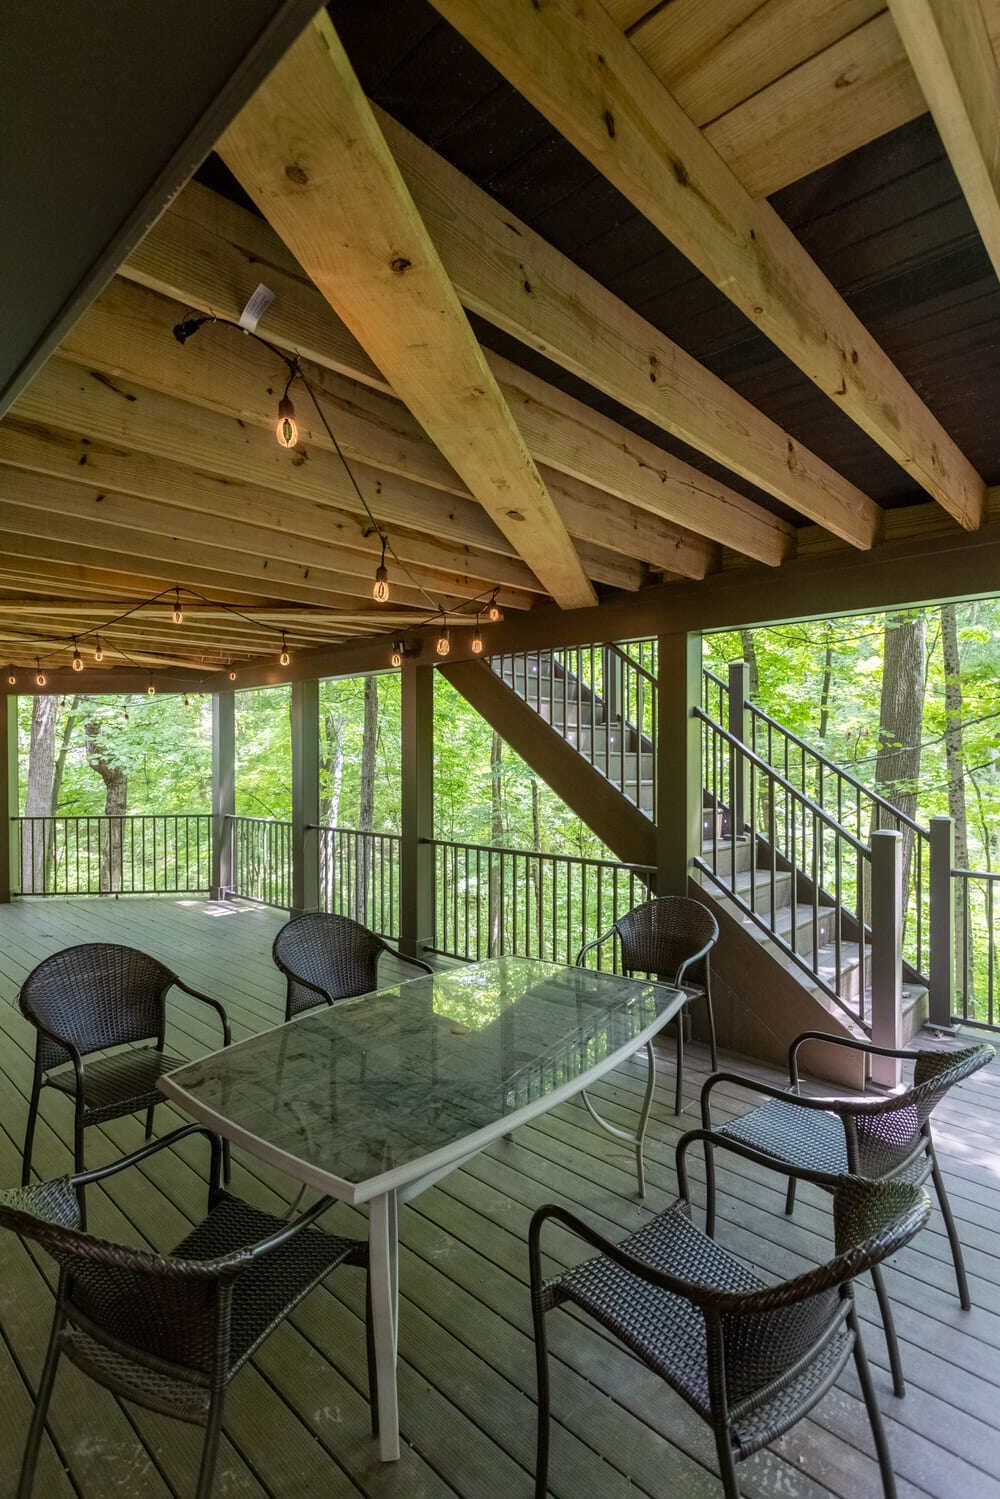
0;896;996;1498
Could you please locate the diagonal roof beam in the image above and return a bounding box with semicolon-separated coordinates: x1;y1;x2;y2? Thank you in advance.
216;11;595;609
889;0;1000;284
432;0;986;532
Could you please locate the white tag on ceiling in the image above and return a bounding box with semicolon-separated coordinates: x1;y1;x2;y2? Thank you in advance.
238;283;276;332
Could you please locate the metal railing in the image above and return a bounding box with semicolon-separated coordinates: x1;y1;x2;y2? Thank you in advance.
428;837;655;966
12;814;213;896
490;641;657;816
315;825;400;939
702;665;930;984
226;815;292;909
696;710;876;1032
953;867;1000;1029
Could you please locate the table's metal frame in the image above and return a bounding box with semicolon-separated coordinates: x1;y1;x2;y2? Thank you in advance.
160;965;686;1461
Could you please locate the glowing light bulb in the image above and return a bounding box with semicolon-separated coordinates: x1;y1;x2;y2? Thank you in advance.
6;672;15;687
487;599;504;623
275;396;298;448
435;628;451;658
228;670;237;682
147;683;156;696
172;604;184;625
373;564;390;603
35;665;47;687
279;636;290;667
471;629;484;655
390;639;403;668
94;637;104;663
71;646;84;672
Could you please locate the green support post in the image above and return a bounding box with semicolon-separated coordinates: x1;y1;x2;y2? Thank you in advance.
400;658;434;959
291;678;320;914
210;691;235;900
655;632;703;897
0;695;16;902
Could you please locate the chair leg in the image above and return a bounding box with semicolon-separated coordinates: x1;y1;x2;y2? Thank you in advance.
704;1136;717;1239
704;968;719;1075
532;1303;552;1499
17;1305;65;1499
929;1147;971;1309
849;1304;898;1499
785;1177;797;1217
73;1107;87;1232
870;1263;906;1397
365;1270;379;1438
222;1139;232;1187
144;1102;156;1141
674;1011;684;1117
195;1389;225;1499
21;1068;42;1188
711;1424;741;1499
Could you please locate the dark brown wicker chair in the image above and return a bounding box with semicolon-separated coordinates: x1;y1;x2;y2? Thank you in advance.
530;1130;930;1499
2;1123;375;1499
700;1033;995;1397
273;910;433;1022
576;896;719;1194
19;943;232;1220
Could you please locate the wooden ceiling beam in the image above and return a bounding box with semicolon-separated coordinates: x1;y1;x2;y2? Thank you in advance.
888;0;1000;283
45;284;711;580
125;181;793;565
373;112;879;548
432;0;985;531
217;13;595;610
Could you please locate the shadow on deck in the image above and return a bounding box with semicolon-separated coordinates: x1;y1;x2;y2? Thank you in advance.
0;896;997;1499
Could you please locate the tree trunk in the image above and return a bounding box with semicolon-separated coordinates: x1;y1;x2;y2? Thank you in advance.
940;603;971;995
85;716;128;892
818;623;834;741
355;675;378;924
739;629;759;699
488;730;504;956
23;696;58;892
51;694;83;814
319;707;343;909
874;609;926;912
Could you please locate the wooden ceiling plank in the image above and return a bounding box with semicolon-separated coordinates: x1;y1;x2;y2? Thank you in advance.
431;0;984;529
124;182;792;564
0;420;542;599
45;285;707;580
888;0;1000;283
217;12;595;609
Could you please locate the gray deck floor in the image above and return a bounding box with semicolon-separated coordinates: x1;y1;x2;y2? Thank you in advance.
0;896;997;1499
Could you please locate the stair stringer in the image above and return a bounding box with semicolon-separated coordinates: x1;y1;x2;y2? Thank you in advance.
690;871;867;1090
441;659;656;869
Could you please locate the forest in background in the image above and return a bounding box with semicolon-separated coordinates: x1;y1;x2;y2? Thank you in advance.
14;595;1000;882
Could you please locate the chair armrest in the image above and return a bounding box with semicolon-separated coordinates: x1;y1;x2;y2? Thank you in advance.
675;1127;846;1204
529;1202;702;1305
32;1018;84;1090
381;941;433;976
700;1070;846;1131
575;926;617;967
72;1123;223;1194
173;982;232;1046
788;1031;924;1088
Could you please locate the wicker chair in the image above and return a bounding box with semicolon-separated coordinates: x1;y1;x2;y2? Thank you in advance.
530;1130;930;1499
19;943;232;1219
575;896;719;1195
273;910;433;1022
2;1123;374;1499
700;1033;995;1397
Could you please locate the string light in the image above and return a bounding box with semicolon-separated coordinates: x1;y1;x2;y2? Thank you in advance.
487;592;504;623
6;668;15;686
279;634;290;667
275;394;298;448
470;619;484;655
35;660;46;688
390;638;403;668
172;589;184;625
372;535;391;603
435;623;451;658
146;681;156;696
93;636;103;663
228;669;238;682
71;639;84;673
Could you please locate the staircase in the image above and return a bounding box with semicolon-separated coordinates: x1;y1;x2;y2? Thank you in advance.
444;642;929;1065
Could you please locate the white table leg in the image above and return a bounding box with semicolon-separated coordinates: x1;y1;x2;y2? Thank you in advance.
369;1189;400;1461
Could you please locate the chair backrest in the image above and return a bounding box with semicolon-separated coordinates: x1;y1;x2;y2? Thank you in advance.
712;1176;929;1410
614;897;719;984
0;1178;229;1378
845;1043;994;1177
272;911;386;1020
19;944;175;1068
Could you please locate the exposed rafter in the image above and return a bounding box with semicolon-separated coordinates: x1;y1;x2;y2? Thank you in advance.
431;0;986;531
217;11;595;609
889;0;1000;283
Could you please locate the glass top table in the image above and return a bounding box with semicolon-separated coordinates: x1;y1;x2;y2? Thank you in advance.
160;956;687;1460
